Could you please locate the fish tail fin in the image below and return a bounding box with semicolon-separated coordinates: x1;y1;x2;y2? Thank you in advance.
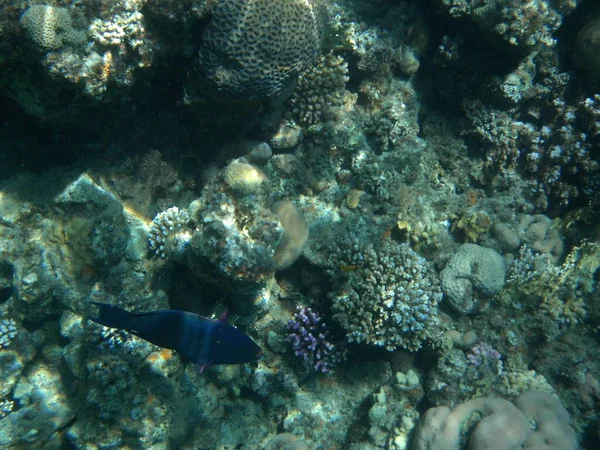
89;302;132;330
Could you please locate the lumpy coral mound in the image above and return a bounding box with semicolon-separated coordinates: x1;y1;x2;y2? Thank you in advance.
197;0;326;101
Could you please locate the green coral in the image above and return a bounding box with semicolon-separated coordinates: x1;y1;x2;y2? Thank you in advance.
506;242;599;326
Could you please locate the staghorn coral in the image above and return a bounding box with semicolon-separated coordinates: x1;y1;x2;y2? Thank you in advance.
0;318;17;348
20;5;87;51
506;243;599;329
197;0;327;101
325;236;442;352
0;400;14;419
440;0;574;49
464;80;599;209
467;342;503;376
360;76;421;152
89;10;145;48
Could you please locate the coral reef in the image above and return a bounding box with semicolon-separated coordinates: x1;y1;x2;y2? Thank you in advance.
271;201;310;270
325;236;443;351
439;0;575;49
223;160;268;194
1;0;599;448
20;5;87;51
467;342;503;375
148;206;191;259
196;0;327;101
288;52;350;126
440;243;506;314
413;391;578;450
287;306;343;373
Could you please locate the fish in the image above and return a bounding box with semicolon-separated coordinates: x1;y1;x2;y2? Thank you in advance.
89;302;263;372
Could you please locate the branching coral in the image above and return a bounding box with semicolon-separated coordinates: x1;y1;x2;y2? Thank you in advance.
506;242;599;328
148;207;192;259
288;52;350;126
287;306;344;373
325;236;442;351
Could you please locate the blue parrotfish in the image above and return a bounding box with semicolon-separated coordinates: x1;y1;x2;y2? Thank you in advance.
90;302;263;372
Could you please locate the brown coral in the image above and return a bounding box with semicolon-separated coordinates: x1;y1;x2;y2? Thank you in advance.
271;201;309;270
197;0;327;101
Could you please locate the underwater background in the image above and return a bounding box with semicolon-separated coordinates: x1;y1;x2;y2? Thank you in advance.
0;0;599;448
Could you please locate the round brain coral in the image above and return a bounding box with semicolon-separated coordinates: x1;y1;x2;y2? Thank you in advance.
574;19;600;73
197;0;327;101
440;243;506;314
413;392;578;450
20;5;86;51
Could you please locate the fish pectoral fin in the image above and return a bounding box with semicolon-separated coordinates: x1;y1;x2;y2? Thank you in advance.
197;361;212;374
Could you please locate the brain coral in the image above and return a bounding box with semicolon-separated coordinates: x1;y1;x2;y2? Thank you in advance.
20;5;86;51
440;243;506;314
197;0;326;101
412;392;577;450
574;19;600;73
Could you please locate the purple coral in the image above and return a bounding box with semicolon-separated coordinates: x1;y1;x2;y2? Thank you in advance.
467;342;503;374
287;306;343;373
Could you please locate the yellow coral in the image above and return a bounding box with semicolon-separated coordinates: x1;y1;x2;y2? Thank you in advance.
346;189;363;209
508;242;599;326
271;201;309;270
222;160;267;194
451;211;491;243
20;5;86;51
